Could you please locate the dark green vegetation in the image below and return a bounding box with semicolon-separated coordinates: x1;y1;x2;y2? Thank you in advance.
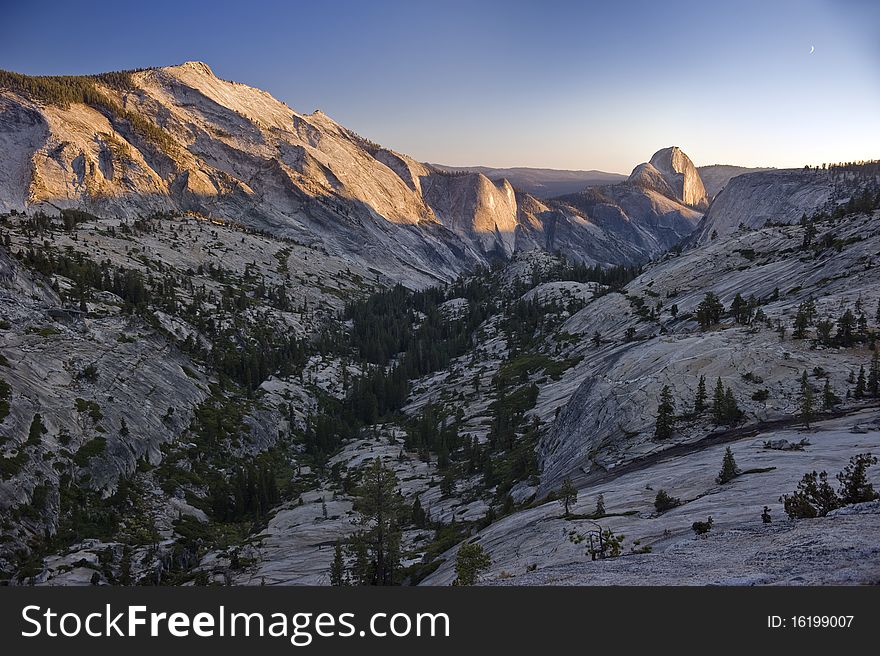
716;447;740;484
453;542;491;586
14;215;307;394
654;489;681;513
3;173;880;585
781;453;878;519
0;69;173;151
0;378;10;422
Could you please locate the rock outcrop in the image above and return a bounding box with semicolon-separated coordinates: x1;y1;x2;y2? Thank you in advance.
690;169;838;244
697;164;774;199
628;147;709;210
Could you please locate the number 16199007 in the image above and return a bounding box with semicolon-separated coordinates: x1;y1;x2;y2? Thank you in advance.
768;616;854;628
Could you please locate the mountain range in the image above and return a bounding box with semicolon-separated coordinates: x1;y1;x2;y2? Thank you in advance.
1;62;772;287
1;62;879;586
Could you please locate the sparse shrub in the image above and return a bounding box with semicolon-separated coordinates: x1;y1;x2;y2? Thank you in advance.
836;453;878;505
74;398;103;423
751;389;769;402
74;436;107;466
654;489;681;513
588;528;624;559
780;471;841;518
453;543;491;586
79;364;99;382
691;516;713;535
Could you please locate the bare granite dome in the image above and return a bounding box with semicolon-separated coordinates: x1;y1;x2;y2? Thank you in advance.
629;146;709;210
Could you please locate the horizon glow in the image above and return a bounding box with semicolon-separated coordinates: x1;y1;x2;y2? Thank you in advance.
1;0;878;173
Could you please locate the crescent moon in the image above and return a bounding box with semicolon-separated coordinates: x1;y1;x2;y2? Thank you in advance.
810;45;815;54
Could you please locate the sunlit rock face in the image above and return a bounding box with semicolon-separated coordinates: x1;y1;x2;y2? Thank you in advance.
628;146;709;210
1;63;712;285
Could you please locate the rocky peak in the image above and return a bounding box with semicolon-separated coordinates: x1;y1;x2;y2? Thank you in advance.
160;61;217;77
628;146;709;210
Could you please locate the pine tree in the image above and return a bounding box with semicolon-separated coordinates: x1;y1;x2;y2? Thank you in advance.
854;365;867;399
868;350;880;397
696;293;724;329
781;470;841;518
802;220;816;249
712;377;726;423
350;458;404;586
347;536;371;586
836;309;856;346
411;496;427;528
654;489;681;513
822;378;839;410
330;541;347;586
558;478;578;517
440;470;455;497
799;371;814;427
815;318;834;345
716;447;740;484
730;293;745;323
836;453;879;505
27;414;47;446
595;493;605;517
792;299;816;338
723;387;741;423
694;375;707;414
654;385;676;439
453;543;491;586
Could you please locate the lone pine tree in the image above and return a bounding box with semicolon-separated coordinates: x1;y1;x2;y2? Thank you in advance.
654;489;681;513
868;350;880;397
558;478;578;517
854;365;867;399
330;540;346;586
822;378;839;410
347;458;404;586
716;447;740;484
712;377;726;422
693;375;707;414
654;385;676;439
453;543;491;586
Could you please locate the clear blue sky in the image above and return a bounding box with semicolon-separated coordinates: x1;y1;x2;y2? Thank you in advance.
2;0;878;173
